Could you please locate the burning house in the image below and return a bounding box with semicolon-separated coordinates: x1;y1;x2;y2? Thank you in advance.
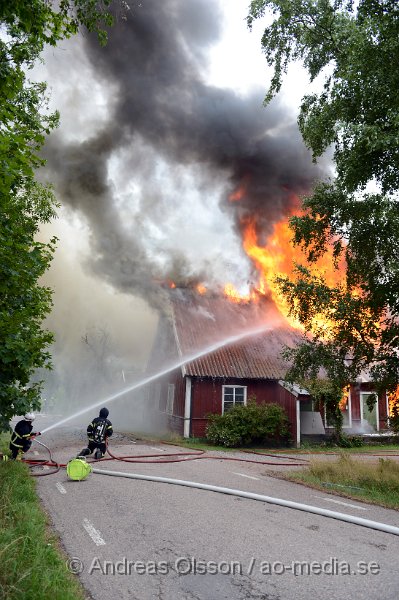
146;290;389;446
38;0;389;441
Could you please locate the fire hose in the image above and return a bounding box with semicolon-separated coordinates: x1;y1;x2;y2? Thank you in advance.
15;438;399;538
22;437;399;473
23;437;310;473
90;466;399;537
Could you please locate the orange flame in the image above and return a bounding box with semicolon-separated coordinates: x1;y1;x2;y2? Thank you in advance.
196;283;207;295
339;386;350;411
224;212;345;331
388;387;399;418
224;283;251;303
228;176;250;202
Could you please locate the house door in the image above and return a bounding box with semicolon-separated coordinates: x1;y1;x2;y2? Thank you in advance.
360;393;378;432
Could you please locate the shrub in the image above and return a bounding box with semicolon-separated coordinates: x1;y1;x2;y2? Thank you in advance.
205;400;290;448
327;433;365;448
342;435;364;448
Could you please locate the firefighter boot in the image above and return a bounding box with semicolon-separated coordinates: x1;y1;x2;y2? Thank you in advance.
77;448;91;458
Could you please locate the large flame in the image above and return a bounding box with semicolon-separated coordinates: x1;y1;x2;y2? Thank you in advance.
388;387;399;419
223;212;345;331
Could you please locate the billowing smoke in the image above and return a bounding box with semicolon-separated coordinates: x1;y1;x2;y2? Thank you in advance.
43;0;324;309
36;0;327;433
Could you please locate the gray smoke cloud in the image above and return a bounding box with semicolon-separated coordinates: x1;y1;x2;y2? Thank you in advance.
42;0;325;310
33;0;331;433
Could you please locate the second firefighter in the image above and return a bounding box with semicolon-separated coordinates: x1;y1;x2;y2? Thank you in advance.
78;407;113;459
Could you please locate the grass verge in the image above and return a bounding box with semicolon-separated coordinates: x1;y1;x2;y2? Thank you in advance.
161;435;239;452
170;440;399;455
119;432;399;456
283;453;399;509
1;431;10;454
0;460;86;600
248;443;399;454
121;432;239;453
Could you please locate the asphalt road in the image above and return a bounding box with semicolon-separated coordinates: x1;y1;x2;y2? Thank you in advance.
32;425;399;600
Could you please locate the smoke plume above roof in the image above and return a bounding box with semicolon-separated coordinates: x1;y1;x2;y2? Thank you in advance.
43;0;325;309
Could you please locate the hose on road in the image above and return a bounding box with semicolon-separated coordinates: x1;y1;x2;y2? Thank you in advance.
91;466;399;538
19;440;399;538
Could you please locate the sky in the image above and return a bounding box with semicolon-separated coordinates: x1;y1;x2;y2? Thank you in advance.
33;0;326;403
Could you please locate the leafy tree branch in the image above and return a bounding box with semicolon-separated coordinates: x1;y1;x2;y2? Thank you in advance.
248;0;399;433
0;1;115;431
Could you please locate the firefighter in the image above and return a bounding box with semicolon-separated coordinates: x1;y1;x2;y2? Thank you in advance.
9;413;39;460
78;408;113;459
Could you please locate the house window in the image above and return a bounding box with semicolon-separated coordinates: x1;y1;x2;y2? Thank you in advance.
300;399;315;412
222;385;247;413
360;392;378;432
166;384;175;415
325;387;351;428
154;382;162;411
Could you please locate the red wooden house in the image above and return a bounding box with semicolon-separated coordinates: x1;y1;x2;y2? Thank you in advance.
147;291;389;445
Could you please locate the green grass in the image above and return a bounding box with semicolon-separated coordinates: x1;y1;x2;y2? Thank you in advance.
119;431;399;455
120;432;239;453
248;443;399;454
0;461;86;600
285;454;399;509
161;435;241;452
1;432;10;455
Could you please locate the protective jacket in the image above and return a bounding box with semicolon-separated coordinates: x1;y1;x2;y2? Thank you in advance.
78;408;113;459
10;420;34;457
87;417;113;445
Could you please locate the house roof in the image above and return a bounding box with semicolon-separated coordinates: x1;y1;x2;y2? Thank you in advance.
279;380;310;397
169;291;303;379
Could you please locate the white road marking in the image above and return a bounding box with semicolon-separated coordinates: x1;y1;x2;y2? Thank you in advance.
313;496;368;511
33;451;39;456
83;519;106;546
55;482;67;495
150;447;165;452
43;465;49;470
231;472;260;481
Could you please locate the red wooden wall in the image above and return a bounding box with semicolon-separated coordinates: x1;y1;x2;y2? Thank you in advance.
322;383;388;431
154;372;389;439
190;377;297;441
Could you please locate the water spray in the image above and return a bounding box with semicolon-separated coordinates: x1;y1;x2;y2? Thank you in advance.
40;323;270;435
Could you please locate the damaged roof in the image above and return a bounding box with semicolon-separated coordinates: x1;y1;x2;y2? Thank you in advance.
169;291;303;379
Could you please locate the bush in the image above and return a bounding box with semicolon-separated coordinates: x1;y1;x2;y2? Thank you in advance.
327;433;364;448
205;400;290;448
341;435;364;448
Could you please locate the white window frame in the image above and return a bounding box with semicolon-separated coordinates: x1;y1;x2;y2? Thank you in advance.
300;398;316;412
154;382;162;411
222;385;247;414
360;391;379;432
325;389;352;428
166;383;175;415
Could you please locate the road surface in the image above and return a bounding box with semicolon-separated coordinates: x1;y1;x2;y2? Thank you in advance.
32;426;399;600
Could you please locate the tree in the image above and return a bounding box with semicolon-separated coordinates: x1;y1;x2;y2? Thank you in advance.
247;1;399;433
0;1;114;431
